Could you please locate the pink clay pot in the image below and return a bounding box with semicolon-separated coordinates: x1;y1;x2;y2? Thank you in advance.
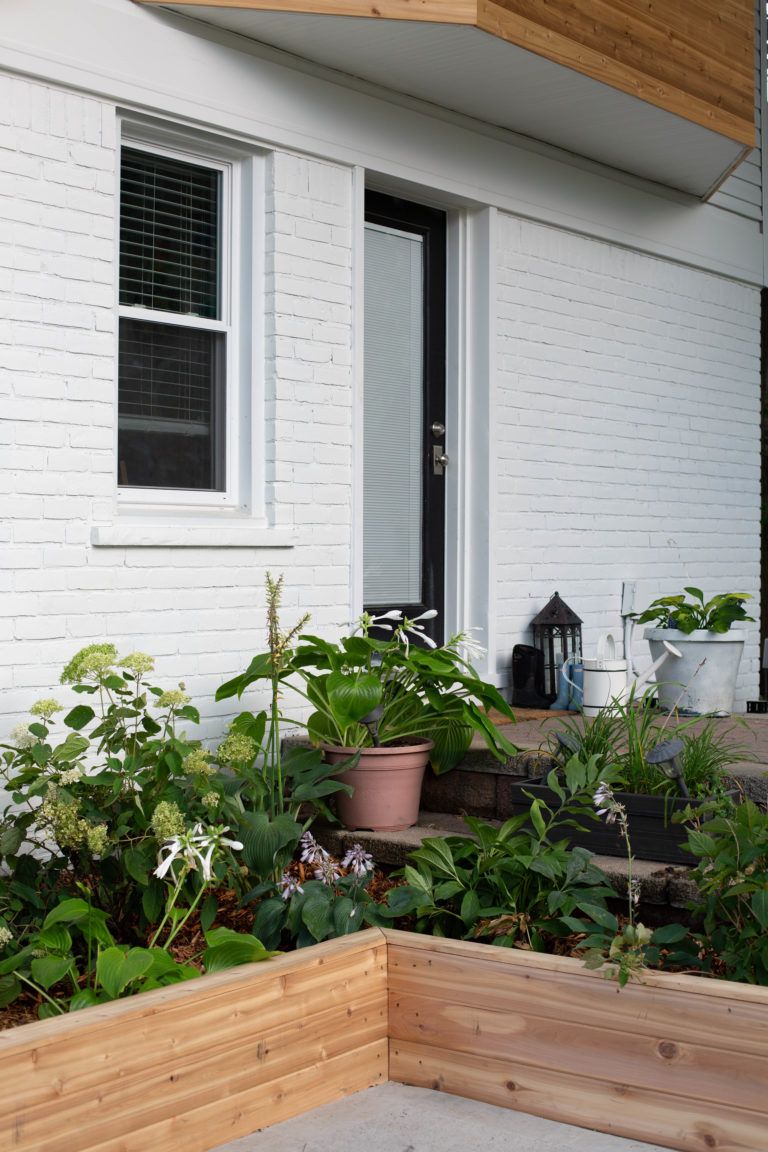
322;740;433;832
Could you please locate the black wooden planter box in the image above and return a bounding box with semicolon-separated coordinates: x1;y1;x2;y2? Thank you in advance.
508;780;737;865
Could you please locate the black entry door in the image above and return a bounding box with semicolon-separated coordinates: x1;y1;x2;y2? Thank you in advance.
363;191;446;645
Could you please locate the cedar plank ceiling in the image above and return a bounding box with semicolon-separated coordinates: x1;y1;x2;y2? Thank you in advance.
136;0;757;195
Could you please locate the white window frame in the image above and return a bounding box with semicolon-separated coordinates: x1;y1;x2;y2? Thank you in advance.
116;118;264;516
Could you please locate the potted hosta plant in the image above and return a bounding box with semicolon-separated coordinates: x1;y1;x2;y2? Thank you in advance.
218;608;516;832
631;588;753;714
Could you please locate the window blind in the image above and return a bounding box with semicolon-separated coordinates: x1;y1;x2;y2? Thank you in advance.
119;148;220;319
363;224;424;605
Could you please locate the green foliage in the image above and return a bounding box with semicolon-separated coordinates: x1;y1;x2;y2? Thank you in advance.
380;762;615;949
218;609;516;775
0;652;248;932
630;588;753;634
683;799;768;985
551;690;738;800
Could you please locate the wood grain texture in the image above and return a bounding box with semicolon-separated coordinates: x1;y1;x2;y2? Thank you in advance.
477;0;756;145
386;933;768;1152
141;0;756;147
391;1039;765;1152
0;930;388;1152
135;0;477;23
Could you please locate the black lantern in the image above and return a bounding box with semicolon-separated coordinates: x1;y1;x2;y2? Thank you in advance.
531;592;583;702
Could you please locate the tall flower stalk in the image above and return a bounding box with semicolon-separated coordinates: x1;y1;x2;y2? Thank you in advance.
591;782;651;985
264;573;310;818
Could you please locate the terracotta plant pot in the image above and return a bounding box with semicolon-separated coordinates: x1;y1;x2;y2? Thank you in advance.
322;740;433;831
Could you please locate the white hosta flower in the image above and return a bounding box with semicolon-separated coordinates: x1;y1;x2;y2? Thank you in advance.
154;824;243;883
341;843;374;878
629;878;642;908
354;609;403;635
0;926;13;949
397;609;438;654
451;628;487;662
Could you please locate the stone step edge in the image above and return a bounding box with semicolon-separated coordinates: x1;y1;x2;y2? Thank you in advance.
314;812;697;910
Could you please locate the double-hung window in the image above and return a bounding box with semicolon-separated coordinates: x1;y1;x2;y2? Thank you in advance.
118;134;236;502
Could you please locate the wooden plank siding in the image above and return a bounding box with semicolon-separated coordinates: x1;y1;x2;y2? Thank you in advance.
0;931;388;1152
710;0;762;221
386;931;768;1152
141;0;757;149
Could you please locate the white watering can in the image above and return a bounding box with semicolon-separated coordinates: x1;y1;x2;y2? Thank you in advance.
564;632;682;717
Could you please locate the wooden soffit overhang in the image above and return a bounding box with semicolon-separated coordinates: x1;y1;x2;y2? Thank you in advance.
136;0;757;196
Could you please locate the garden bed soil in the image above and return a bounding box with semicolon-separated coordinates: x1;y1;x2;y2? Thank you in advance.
506;780;738;865
2;929;767;1152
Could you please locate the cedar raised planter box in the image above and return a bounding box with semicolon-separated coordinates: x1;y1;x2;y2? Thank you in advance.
507;779;738;865
2;929;767;1152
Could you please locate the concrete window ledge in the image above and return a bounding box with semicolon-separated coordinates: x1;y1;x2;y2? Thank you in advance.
90;525;298;548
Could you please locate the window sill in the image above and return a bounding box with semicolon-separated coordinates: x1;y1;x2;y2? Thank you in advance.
91;525;298;548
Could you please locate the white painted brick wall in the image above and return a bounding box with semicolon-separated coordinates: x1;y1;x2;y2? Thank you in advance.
494;214;762;708
0;75;354;741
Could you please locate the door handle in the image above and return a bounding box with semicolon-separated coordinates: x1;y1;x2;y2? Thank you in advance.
432;445;449;475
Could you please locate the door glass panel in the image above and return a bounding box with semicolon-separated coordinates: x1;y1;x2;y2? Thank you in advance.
363;223;424;606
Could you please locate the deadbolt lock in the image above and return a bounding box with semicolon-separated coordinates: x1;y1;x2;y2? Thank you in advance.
431;422;446;438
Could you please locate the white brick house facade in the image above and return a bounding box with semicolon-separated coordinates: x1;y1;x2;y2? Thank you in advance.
0;0;763;735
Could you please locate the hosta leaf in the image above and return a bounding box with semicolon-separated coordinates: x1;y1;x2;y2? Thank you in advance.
37;924;72;953
301;894;333;942
326;672;382;726
96;947;154;999
69;989;104;1012
751;889;768;930
30;955;72;991
203;930;275;973
240;811;301;877
43;898;90;928
0;974;21;1008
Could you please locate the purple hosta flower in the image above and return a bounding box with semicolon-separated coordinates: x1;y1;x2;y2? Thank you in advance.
278;872;304;901
154;823;243;883
299;830;330;866
594;781;629;840
594;782;618;824
341;843;375;879
314;857;342;887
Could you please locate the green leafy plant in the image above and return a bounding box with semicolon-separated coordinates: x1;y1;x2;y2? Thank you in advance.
682;799;768;985
630;588;753;634
218;601;516;775
213;576;355;882
0;648;247;930
380;756;615;948
550;690;741;800
570;783;688;986
0;824;277;1018
252;834;381;949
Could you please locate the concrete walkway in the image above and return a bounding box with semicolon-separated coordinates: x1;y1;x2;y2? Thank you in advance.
211;1084;667;1152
